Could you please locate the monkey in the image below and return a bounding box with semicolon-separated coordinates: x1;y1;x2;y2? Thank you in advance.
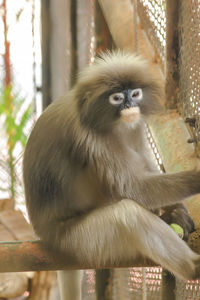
23;51;200;296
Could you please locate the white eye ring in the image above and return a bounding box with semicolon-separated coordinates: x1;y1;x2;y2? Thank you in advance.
109;93;124;105
131;88;143;101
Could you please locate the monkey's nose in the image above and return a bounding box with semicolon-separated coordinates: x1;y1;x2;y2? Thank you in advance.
124;102;130;108
124;100;136;109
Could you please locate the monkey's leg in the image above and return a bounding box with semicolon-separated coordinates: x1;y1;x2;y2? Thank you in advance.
55;199;199;281
135;170;200;210
57;270;83;300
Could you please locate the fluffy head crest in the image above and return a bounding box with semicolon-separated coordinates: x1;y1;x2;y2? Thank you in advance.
76;50;162;96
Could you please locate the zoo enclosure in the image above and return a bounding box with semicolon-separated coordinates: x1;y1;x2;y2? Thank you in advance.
0;0;200;299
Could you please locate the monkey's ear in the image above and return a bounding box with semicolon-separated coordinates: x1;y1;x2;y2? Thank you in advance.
80;91;92;104
74;84;91;101
77;90;92;111
85;91;92;99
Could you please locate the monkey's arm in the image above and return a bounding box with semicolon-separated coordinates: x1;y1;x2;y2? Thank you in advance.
137;131;195;239
142;168;195;240
132;170;200;210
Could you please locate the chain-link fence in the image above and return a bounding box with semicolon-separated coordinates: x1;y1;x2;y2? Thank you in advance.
178;0;200;152
137;0;166;66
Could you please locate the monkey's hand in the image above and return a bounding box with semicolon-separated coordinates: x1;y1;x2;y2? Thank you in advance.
160;203;195;241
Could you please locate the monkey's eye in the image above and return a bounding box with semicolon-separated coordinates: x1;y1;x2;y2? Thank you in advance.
131;88;143;101
109;93;124;105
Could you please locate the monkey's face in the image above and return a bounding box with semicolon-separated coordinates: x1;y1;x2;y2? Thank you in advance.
109;88;143;124
76;52;163;133
78;84;159;133
78;87;146;133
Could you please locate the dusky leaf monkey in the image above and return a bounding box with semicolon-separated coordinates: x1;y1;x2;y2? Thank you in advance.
23;51;200;299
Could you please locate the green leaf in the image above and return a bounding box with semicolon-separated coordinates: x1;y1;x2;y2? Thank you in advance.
0;86;34;201
12;104;33;146
0;103;5;115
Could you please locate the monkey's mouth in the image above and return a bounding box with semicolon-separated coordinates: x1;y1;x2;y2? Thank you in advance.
120;107;140;123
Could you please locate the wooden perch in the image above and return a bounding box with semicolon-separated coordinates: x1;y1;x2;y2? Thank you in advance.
0;227;200;273
0;240;156;273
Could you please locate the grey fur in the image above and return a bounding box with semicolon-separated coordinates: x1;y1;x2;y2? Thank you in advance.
23;51;200;280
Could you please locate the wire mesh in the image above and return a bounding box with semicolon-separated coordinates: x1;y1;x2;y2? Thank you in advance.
137;0;166;66
178;0;200;151
112;267;162;300
176;279;200;300
82;270;96;300
146;124;165;172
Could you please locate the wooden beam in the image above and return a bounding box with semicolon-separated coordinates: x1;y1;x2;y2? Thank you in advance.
98;0;136;52
0;225;200;273
0;240;156;273
76;0;94;71
95;1;113;55
165;0;180;109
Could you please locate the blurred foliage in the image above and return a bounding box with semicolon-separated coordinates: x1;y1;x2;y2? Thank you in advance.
0;86;32;204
